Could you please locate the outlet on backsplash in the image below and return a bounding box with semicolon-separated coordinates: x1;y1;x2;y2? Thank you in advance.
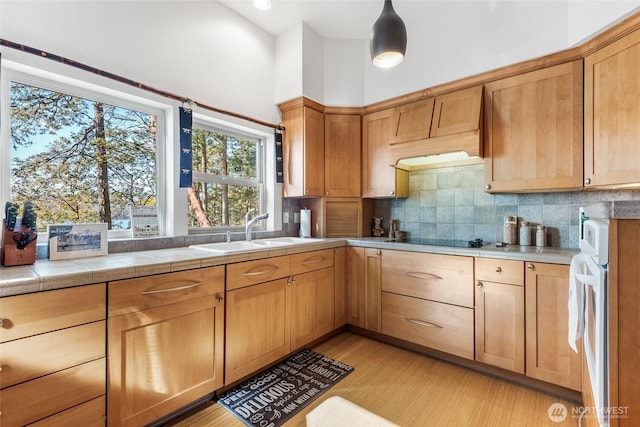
283;212;289;224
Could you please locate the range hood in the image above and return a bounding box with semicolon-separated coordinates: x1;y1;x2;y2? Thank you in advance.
388;85;483;169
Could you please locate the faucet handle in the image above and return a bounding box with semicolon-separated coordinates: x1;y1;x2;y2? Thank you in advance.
245;208;255;222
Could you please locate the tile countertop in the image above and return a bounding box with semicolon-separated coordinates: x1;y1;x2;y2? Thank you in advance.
0;237;577;298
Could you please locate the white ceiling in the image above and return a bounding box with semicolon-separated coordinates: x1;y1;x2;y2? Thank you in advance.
218;0;443;40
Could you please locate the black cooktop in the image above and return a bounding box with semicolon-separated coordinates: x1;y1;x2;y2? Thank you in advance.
385;238;486;248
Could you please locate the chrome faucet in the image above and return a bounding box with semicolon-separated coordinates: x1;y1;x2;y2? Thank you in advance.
245;209;269;241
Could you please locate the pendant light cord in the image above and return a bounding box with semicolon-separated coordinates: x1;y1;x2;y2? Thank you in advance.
0;39;285;131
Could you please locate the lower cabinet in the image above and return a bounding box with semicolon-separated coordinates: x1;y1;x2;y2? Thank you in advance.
334;247;348;328
225;249;336;385
345;247;382;332
380;250;475;360
107;267;225;427
0;284;106;427
525;262;581;391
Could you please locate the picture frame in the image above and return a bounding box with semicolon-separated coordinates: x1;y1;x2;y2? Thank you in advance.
47;223;108;260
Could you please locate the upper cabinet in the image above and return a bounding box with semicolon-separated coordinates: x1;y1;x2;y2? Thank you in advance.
585;27;640;188
388;86;483;166
362;108;409;198
324;113;361;197
483;60;583;193
390;98;435;144
279;97;325;197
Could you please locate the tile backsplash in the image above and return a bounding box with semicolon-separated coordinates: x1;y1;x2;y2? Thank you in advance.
372;163;640;248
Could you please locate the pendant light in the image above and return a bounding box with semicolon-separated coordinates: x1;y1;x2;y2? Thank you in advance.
370;0;407;68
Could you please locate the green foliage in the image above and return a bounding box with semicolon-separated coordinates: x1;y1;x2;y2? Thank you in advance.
10;82;157;231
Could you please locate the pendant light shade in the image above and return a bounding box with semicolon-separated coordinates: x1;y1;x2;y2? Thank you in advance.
370;0;407;68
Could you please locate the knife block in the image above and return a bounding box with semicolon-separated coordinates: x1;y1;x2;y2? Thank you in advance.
1;224;36;266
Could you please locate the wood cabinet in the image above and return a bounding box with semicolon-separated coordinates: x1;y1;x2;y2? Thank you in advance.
334;246;347;328
390;98;435;144
225;249;336;384
279;97;325;197
606;219;640;426
362;109;409;198
525;262;581;391
380;250;475;359
303;197;374;238
324;113;361;197
0;284;106;427
108;267;225;427
430;86;483;138
585;29;640;188
345;246;382;331
483;60;583;192
475;258;525;373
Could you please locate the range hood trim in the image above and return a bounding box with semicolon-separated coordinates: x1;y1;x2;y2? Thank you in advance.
388;129;483;168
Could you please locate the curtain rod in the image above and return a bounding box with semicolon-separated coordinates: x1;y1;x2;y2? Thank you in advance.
0;39;284;131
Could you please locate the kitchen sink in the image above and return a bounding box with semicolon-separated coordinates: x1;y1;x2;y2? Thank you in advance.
251;237;325;246
190;241;264;253
190;237;325;254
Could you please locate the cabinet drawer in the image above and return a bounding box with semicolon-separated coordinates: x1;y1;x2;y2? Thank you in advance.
29;396;105;427
475;258;523;285
291;249;334;275
1;320;105;388
227;256;291;290
381;251;474;307
381;292;474;359
108;266;224;316
0;283;105;343
0;358;105;427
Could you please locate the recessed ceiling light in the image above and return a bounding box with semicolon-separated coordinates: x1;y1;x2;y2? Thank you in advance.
253;0;271;11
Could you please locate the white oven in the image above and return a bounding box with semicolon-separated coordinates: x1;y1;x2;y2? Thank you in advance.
570;216;609;427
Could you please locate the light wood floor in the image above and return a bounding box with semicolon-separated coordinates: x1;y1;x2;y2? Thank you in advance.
167;332;580;426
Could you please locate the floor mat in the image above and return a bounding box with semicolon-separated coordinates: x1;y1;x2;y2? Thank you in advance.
216;349;354;427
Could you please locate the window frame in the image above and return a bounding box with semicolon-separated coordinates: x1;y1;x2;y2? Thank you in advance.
189;118;267;234
1;61;168;240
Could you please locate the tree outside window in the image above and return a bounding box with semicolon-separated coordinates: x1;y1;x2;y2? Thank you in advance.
10;81;157;232
188;125;263;229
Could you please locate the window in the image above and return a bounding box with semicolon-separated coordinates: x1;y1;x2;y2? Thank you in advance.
188;122;264;231
6;73;161;237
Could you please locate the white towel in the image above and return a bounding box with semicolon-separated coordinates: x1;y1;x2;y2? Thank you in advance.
568;254;587;353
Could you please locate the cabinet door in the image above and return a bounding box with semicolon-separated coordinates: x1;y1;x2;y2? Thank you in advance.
525;262;581;391
364;248;382;332
362;109;409;198
390;98;434;144
325;114;361;197
334;247;347;328
108;296;224;426
430;86;483;137
484;60;583;192
290;268;335;350
346;246;365;328
585;28;640;188
282;106;324;197
475;280;525;373
225;279;289;384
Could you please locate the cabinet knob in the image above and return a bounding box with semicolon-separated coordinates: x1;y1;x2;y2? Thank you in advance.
390;191;395;195
476;281;483;289
527;264;534;270
485;184;491;190
216;294;223;303
326;191;330;196
495;266;502;273
584;178;591;185
376;249;382;256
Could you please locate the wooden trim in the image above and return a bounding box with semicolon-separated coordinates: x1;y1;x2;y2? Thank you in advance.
277;96;325;113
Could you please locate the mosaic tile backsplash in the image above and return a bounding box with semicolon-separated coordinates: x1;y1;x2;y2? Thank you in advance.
372;163;640;248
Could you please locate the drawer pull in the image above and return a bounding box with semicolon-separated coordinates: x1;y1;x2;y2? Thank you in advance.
301;256;326;265
405;318;443;329
242;265;279;276
141;281;203;295
0;318;4;327
404;271;443;280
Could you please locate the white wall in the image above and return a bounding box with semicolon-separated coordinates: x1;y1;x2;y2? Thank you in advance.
323;38;365;107
0;0;280;125
567;1;640;45
274;24;303;105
